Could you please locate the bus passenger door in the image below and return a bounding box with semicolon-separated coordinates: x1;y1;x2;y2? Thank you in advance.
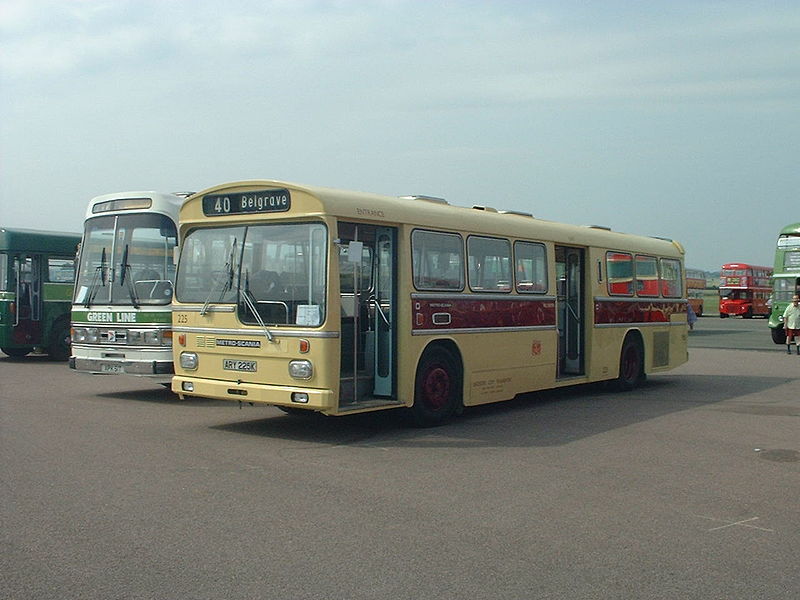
556;246;584;377
12;255;43;345
372;228;395;397
337;223;396;406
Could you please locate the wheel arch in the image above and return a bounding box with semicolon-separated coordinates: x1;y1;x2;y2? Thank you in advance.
409;338;465;425
417;338;464;391
621;328;645;369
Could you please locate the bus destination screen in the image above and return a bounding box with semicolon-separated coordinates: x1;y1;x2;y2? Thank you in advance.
202;189;291;216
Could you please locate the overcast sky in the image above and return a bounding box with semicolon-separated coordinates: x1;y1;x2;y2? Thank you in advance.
2;0;798;271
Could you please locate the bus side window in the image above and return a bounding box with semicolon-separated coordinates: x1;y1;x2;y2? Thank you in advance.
635;255;659;297
48;257;76;283
514;241;547;293
468;236;511;292
660;258;683;298
412;230;464;291
606;252;633;296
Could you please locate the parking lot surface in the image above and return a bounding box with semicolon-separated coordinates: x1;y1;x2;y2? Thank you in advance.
2;316;798;599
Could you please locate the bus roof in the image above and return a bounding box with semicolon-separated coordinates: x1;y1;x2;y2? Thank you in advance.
778;222;800;236
721;263;772;271
182;180;685;257
685;268;706;278
0;227;81;254
84;191;189;220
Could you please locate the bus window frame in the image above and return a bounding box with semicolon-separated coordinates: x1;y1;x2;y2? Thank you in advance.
47;257;76;283
513;241;548;294
467;235;512;293
411;229;465;292
634;254;660;298
606;251;634;296
660;258;683;298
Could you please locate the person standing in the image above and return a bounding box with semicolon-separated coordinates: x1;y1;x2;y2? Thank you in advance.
687;302;697;331
783;294;800;354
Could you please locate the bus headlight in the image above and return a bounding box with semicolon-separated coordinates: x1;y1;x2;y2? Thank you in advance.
72;328;86;343
86;328;99;343
288;360;313;380
128;330;142;345
180;352;198;370
143;330;160;345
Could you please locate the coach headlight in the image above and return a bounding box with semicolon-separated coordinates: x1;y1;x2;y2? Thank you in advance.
143;330;160;345
72;328;86;343
86;328;99;343
180;352;198;370
288;360;313;380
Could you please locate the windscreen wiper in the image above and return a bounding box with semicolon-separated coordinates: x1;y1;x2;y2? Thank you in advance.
241;269;274;342
84;247;107;308
201;238;238;316
119;244;139;309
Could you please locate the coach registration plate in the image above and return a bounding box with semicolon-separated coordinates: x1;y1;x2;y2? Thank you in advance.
223;359;257;372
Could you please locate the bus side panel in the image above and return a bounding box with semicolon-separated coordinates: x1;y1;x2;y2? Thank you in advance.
42;282;73;333
456;330;558;407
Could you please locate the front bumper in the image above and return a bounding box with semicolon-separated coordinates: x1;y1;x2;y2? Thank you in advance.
172;375;333;411
70;356;174;381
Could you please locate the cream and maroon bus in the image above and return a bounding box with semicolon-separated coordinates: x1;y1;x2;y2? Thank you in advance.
172;180;688;425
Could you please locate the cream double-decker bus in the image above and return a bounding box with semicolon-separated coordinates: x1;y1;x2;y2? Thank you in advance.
172;180;688;425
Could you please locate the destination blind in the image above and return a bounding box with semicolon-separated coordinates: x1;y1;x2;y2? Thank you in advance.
202;189;291;216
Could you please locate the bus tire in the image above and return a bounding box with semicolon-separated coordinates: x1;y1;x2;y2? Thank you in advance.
2;347;32;358
615;334;645;391
409;345;462;427
47;318;72;361
771;327;787;345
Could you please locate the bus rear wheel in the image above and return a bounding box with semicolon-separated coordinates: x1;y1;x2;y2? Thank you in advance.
410;346;462;427
47;318;72;361
615;335;645;391
2;347;32;358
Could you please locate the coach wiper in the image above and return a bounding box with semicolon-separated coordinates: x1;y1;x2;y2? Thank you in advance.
200;238;238;316
241;269;275;342
84;247;107;308
118;244;139;309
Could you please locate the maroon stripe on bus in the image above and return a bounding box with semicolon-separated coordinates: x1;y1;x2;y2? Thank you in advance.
594;300;686;324
412;297;556;331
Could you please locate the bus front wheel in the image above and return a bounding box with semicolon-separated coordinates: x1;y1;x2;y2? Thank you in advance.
410;346;462;427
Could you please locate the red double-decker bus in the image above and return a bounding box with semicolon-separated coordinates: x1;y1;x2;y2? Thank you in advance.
718;263;772;318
